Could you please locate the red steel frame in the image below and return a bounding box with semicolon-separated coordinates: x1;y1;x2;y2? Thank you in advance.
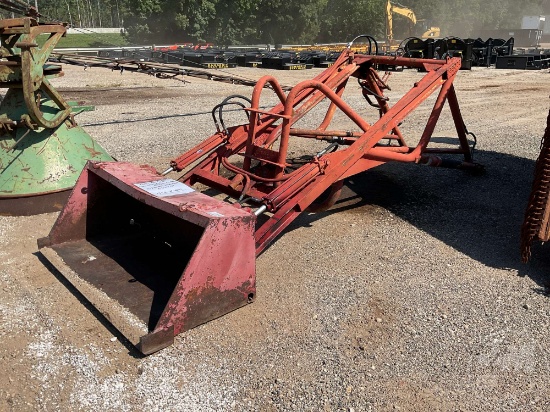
167;49;477;255
38;48;480;354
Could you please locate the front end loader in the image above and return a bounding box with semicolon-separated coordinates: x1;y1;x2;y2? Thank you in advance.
39;38;480;354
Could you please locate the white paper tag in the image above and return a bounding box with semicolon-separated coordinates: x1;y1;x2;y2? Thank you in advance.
135;179;195;197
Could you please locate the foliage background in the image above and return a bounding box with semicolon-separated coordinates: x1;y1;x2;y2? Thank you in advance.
10;0;550;44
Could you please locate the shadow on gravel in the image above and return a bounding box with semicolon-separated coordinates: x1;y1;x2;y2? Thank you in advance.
284;149;550;296
35;252;146;359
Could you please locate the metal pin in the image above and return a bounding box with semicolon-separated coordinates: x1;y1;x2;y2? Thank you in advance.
161;167;174;176
254;205;267;216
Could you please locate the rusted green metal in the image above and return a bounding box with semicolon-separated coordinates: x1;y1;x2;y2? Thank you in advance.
67;101;96;113
0;17;112;215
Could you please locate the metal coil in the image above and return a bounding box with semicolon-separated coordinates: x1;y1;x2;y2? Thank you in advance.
521;109;550;262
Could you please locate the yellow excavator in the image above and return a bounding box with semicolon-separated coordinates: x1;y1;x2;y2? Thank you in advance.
386;0;440;45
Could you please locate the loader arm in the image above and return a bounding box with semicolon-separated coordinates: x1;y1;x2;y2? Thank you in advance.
173;51;477;254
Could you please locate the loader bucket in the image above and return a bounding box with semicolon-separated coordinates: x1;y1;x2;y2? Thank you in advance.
38;161;256;355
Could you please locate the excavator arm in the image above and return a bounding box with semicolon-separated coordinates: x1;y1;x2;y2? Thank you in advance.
386;0;417;42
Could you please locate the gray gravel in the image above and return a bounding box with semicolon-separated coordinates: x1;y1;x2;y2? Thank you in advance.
1;63;550;411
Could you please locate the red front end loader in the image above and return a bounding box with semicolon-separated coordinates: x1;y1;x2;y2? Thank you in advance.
39;38;480;354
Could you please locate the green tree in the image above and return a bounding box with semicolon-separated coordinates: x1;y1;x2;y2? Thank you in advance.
205;0;259;45
251;0;328;45
34;0;128;28
118;0;548;46
125;0;219;43
318;0;384;43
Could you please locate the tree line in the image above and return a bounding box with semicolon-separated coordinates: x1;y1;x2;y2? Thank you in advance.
11;0;550;45
7;0;126;28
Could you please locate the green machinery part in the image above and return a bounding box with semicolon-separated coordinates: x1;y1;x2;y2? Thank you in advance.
0;17;113;215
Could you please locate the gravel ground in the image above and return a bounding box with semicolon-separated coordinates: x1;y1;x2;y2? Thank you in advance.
1;61;550;411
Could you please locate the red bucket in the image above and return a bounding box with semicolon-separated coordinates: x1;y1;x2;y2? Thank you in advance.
39;161;256;354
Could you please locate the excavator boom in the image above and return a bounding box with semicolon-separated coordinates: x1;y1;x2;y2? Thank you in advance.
386;0;439;44
386;0;417;42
